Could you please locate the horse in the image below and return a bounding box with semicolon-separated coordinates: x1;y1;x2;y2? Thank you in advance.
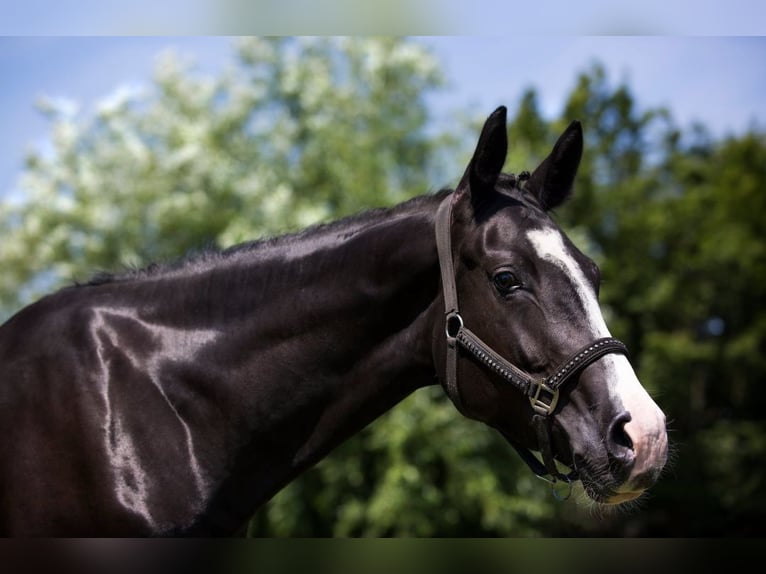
0;106;668;535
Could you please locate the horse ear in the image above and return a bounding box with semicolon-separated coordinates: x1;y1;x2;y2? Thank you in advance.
525;120;583;211
456;106;508;205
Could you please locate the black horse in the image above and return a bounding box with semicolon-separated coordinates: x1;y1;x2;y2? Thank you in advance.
0;107;667;535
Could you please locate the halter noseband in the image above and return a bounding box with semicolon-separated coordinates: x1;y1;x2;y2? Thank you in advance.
434;195;629;488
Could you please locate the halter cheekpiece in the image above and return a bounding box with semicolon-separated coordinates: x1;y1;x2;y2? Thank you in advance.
434;195;629;491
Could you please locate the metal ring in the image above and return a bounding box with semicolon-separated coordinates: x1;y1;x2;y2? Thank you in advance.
534;469;575;501
445;312;463;341
551;475;574;501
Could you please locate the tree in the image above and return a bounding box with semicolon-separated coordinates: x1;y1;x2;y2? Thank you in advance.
0;37;445;318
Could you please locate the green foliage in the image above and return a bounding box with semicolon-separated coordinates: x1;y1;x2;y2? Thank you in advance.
0;37;444;314
2;43;764;536
249;388;556;536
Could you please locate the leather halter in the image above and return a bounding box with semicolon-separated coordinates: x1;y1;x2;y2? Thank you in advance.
434;195;629;487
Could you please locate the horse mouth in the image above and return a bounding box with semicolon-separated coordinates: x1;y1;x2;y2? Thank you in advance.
496;427;644;505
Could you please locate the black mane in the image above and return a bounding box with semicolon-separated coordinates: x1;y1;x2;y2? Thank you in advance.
79;189;456;287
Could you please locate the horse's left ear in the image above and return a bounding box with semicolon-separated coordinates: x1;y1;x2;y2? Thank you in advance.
456;106;508;206
525;120;583;211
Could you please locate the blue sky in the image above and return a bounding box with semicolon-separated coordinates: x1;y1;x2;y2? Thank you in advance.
2;36;765;197
4;1;766;35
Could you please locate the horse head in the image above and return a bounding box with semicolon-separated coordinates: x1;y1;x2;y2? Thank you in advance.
435;106;668;504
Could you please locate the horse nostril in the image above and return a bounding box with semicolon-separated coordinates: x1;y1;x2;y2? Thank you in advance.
609;411;634;452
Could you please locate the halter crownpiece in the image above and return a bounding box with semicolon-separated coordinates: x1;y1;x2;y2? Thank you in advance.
434;195;630;487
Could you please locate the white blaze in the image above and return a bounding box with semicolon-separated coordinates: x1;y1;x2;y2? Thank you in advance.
526;228;667;489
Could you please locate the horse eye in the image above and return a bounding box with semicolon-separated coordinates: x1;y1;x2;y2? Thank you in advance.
493;271;521;293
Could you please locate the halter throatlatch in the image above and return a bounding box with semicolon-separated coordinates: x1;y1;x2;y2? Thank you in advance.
434;196;629;490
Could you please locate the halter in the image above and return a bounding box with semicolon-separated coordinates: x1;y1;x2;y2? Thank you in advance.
434;195;629;492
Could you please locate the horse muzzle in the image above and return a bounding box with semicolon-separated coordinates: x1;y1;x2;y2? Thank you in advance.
578;405;668;505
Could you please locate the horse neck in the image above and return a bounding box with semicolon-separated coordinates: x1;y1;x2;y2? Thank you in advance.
142;197;445;388
226;195;445;396
132;193;446;525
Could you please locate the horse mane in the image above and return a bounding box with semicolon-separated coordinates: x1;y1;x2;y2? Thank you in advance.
78;189;456;287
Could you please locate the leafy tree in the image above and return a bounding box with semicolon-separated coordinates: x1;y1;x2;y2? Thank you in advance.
0;37;444;316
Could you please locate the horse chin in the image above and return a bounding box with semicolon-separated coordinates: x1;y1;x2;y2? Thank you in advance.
603;490;644;504
582;482;645;505
575;457;645;505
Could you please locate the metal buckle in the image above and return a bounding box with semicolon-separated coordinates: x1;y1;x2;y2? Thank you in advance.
529;379;559;416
